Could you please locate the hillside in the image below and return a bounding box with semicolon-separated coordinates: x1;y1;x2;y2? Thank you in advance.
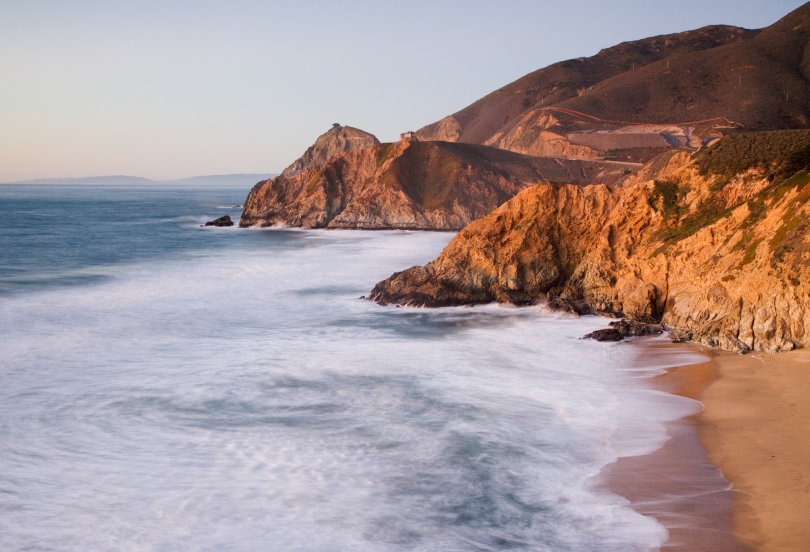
239;140;636;230
417;3;810;155
417;25;758;145
370;130;810;354
556;4;810;129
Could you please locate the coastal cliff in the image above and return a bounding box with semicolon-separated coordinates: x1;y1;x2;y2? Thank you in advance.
370;130;810;354
240;140;636;230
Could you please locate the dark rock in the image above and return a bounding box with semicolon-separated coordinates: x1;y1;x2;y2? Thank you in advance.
495;286;536;306
583;328;625;342
608;319;664;337
204;215;234;227
542;298;591;316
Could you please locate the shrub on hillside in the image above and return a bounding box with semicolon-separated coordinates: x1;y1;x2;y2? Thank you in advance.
695;130;810;178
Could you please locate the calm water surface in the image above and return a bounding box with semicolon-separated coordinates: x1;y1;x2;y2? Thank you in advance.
0;185;699;551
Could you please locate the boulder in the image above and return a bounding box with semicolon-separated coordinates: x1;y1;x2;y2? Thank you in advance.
204;215;234;227
584;329;625;342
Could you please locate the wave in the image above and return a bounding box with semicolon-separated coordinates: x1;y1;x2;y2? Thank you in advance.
0;230;686;551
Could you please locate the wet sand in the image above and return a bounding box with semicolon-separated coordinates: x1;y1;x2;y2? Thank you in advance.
700;348;810;552
599;338;754;551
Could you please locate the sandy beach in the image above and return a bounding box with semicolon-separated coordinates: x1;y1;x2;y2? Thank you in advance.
701;348;810;552
601;338;753;551
605;338;810;552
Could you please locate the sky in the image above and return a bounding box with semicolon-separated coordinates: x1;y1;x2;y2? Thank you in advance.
0;0;806;182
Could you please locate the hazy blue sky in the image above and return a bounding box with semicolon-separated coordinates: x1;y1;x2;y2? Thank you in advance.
0;0;805;181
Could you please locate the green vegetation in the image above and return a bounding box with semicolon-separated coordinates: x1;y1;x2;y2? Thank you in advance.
738;238;764;268
780;144;810;179
376;143;398;168
771;170;810;204
648;180;680;218
738;196;767;230
695;130;810;178
306;170;323;194
770;208;800;250
708;175;730;192
650;133;810;258
305;166;338;194
653;190;733;256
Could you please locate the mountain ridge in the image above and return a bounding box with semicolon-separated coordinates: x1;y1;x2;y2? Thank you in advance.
418;3;810;154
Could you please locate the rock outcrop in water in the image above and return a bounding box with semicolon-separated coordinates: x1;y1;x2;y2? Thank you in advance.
281;124;380;178
204;215;234;227
240;140;637;230
370;130;810;354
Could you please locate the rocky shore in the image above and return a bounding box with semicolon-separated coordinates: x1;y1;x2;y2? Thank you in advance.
370;131;810;354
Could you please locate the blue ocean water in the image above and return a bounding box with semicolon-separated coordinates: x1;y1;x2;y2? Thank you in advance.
0;185;701;551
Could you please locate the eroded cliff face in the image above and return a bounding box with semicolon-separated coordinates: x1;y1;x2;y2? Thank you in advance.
281;124;380;178
370;131;810;354
240;141;637;230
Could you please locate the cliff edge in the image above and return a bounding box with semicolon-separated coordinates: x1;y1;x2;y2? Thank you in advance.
370;130;810;354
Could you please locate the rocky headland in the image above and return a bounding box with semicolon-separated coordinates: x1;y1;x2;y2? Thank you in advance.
240;140;636;230
370;130;810;354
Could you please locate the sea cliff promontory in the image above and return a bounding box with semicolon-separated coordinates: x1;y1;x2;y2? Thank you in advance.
371;130;810;354
240;140;636;230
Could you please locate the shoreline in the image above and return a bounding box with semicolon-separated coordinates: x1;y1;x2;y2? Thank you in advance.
700;347;810;552
599;337;754;551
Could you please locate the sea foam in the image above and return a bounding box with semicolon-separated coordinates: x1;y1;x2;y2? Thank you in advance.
0;227;699;551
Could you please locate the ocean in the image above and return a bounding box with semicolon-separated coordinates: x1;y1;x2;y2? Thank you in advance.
0;184;702;551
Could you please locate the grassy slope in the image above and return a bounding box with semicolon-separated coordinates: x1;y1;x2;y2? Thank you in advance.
652;130;810;256
558;4;810;129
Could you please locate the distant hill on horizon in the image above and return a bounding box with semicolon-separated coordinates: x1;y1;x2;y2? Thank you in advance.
5;174;277;186
418;2;810;148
